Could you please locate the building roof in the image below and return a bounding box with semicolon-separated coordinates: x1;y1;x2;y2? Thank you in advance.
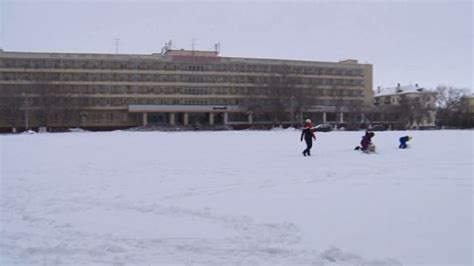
163;49;219;57
374;84;433;97
0;49;370;68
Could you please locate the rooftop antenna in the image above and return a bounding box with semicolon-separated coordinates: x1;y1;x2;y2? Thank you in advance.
161;43;167;54
191;38;196;51
214;42;221;53
0;0;5;50
114;38;120;54
161;40;173;55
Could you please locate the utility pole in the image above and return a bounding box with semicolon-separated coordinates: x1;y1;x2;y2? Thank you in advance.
22;93;29;130
0;0;5;51
114;38;120;54
290;94;295;128
80;111;88;128
25;105;29;131
290;76;296;127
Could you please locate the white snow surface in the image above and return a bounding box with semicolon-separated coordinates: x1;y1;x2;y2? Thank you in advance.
1;130;472;266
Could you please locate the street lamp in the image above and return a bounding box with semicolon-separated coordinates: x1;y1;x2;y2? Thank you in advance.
22;93;29;131
247;110;253;124
290;94;295;128
79;111;88;128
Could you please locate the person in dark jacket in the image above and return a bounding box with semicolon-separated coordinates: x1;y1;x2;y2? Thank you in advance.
355;131;375;152
399;136;412;149
301;119;316;156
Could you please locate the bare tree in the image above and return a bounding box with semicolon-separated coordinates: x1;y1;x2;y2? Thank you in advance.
344;99;366;130
35;83;59;130
242;64;310;127
241;86;269;124
396;95;419;129
61;93;85;129
435;86;468;109
0;86;23;131
29;72;74;131
267;70;290;125
242;67;286;125
30;75;86;131
329;87;346;127
435;85;470;128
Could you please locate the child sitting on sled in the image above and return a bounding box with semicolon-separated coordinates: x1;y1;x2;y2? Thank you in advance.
355;131;375;153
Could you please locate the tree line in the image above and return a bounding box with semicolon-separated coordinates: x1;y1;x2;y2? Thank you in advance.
434;86;472;128
0;81;87;132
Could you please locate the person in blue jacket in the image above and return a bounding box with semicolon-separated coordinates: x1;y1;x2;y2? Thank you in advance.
399;136;412;149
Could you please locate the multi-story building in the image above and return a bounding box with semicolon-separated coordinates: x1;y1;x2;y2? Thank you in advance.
464;94;474;113
372;83;437;129
461;94;474;128
0;48;373;132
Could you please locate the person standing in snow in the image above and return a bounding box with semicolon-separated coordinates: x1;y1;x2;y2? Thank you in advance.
399;136;412;149
301;119;316;156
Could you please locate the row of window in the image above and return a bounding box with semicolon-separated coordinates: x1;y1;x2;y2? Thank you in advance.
9;96;243;107
2;84;365;98
0;58;365;76
12;112;132;124
92;97;243;106
0;72;365;86
6;94;364;108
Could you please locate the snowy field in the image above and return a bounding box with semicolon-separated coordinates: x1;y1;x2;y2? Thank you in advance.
1;129;472;266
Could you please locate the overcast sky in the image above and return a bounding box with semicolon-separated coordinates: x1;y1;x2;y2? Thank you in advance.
1;0;472;91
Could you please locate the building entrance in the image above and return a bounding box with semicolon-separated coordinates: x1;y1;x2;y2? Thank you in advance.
148;113;167;124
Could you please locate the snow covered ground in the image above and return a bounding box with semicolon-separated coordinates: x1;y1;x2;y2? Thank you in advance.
1;129;472;265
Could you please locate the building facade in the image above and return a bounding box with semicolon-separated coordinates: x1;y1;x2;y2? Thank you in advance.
0;49;373;132
372;84;437;129
461;94;474;128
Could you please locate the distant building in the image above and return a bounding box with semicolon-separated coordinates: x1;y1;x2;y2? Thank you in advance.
461;94;474;128
371;83;437;129
464;94;474;113
0;49;373;132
